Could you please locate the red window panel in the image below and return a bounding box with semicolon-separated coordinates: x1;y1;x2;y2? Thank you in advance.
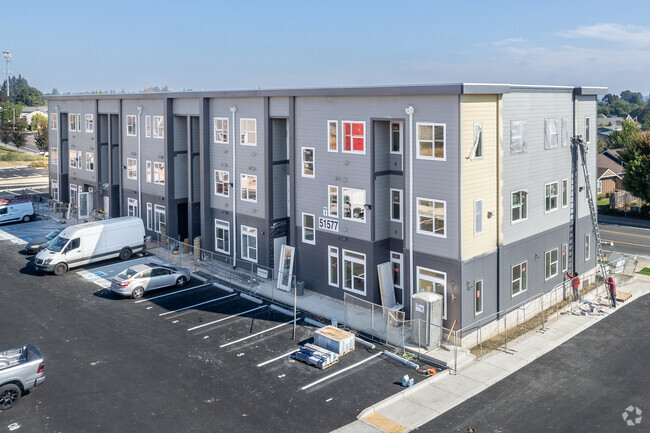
343;122;364;152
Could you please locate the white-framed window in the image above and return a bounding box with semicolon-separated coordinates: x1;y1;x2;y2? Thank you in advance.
390;252;403;290
512;261;527;296
343;249;366;295
417;267;447;319
76;114;81;132
302;212;315;244
302;147;315;178
390;189;402;223
127;158;137;180
153;116;164;138
214;117;229;144
416;122;445;160
472;122;483;158
214;170;229;197
562;179;569;208
241;174;257;202
328;246;339;287
85;114;94;133
474;199;483;235
417;197;446;237
50;147;58;165
511;190;527;223
328;185;338;217
562;243;568;273
545;248;559;280
69;184;77;206
69;150;78;169
51;179;59;201
545;181;559;213
328;120;338;152
390;122;402;154
146;203;153;230
510;120;527;154
585;117;591;143
85;152;94;171
544;118;559;149
146;161;152;183
585;234;591;261
240;118;257;146
126;115;137;136
69;114;77;132
342;121;365;154
342;187;366;222
127;197;138;217
153;162;165;185
597;180;602;194
50;113;57;130
241;225;258;262
154;205;165;233
215;219;230;254
145;116;151;138
475;279;483;315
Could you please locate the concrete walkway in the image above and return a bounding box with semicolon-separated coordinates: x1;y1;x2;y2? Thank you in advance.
333;272;650;433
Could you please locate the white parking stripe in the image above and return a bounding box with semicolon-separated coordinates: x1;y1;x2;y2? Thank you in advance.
300;352;383;391
256;349;299;367
220;318;300;348
187;305;267;331
159;293;237;316
133;283;211;303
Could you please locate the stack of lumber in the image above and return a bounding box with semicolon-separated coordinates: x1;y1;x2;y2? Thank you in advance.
314;325;355;355
294;343;339;369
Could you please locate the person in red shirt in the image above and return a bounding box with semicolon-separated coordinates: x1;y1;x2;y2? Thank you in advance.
606;276;617;308
566;271;580;301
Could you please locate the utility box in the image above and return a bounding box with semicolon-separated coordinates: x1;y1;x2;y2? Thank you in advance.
411;292;443;349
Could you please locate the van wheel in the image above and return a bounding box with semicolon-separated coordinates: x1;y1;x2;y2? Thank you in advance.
53;263;68;276
176;276;188;287
119;248;132;261
22;215;31;223
0;383;21;410
131;287;144;299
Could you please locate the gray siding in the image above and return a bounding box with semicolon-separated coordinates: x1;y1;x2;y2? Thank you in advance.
269;97;290;117
174;154;188;199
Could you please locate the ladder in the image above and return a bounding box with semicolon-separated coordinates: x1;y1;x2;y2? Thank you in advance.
571;136;608;286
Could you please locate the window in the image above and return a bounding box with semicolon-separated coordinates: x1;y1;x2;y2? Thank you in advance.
154;162;165;185
69;150;78;169
597;180;602;194
328;121;338;152
561;117;570;147
127;158;137;180
545;181;559;212
417;267;447;319
390;252;403;289
390;189;402;223
215;219;230;254
127;115;137;136
302;213;315;244
328;246;339;287
342;121;365;154
241;226;258;262
240;174;257;202
417;198;446;237
85;114;94;133
545;248;558;280
85;152;94;171
474;199;483;235
154;205;165;233
510;120;527;154
50;113;57;130
302;147;314;177
512;261;527;296
153;116;164;138
343;249;366;295
214;117;229;143
417;123;445;160
585;117;591;143
562;244;568;273
240;118;256;145
328;185;338;217
475;280;483;315
585;234;591;261
544;118;559;149
511;190;527;222
146;161;152;183
342;187;366;222
51;179;59;201
145;116;151;138
214;170;229;197
50;148;58;165
69;184;77;206
146;203;153;230
390;122;402;154
127;198;138;217
562;179;569;208
472;123;483;158
69;114;77;132
76;114;81;132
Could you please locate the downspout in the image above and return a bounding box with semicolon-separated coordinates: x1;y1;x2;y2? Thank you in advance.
137;105;143;219
230;105;238;268
55;105;60;202
405;106;415;311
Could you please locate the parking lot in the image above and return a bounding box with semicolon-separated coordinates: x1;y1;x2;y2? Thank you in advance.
1;219;435;432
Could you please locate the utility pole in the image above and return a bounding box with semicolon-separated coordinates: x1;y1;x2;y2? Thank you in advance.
3;51;11;99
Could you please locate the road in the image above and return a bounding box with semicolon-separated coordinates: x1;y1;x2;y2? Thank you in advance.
600;222;650;258
417;292;650;433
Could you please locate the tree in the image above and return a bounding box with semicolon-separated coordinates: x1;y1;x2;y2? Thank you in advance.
0;102;24;124
35;126;48;151
16;87;44;106
602;93;619;105
608;117;642;149
50;88;60;95
618;131;650;203
12;131;26;148
30;113;48;131
620;90;643;105
597;137;606;153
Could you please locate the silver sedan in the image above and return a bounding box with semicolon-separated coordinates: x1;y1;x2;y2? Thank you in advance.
110;263;191;299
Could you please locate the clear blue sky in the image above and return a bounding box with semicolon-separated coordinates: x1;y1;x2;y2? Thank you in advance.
4;0;650;96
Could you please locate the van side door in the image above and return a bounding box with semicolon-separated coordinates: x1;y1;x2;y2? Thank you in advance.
63;238;82;265
0;206;8;223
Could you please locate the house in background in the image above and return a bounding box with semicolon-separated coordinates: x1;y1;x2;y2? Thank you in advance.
20;106;48;125
597;152;624;195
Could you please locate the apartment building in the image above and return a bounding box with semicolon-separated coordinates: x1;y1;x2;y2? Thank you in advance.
46;83;605;332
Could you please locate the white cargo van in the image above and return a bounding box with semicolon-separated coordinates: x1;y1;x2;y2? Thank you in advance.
34;216;145;276
0;197;34;224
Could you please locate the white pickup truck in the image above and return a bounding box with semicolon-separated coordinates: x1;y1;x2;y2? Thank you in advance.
0;345;46;410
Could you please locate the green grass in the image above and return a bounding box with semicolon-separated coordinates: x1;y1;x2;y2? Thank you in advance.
597;198;610;206
637;267;650;276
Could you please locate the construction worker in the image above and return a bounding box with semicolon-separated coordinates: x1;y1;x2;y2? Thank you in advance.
566;271;580;301
606;276;617;308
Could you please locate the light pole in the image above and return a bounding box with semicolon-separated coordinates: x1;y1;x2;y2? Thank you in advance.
2;51;11;98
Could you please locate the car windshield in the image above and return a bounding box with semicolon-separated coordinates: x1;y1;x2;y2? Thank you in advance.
117;268;141;280
45;230;61;240
47;236;69;252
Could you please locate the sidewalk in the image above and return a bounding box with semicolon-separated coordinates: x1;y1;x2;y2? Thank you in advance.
332;272;650;433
